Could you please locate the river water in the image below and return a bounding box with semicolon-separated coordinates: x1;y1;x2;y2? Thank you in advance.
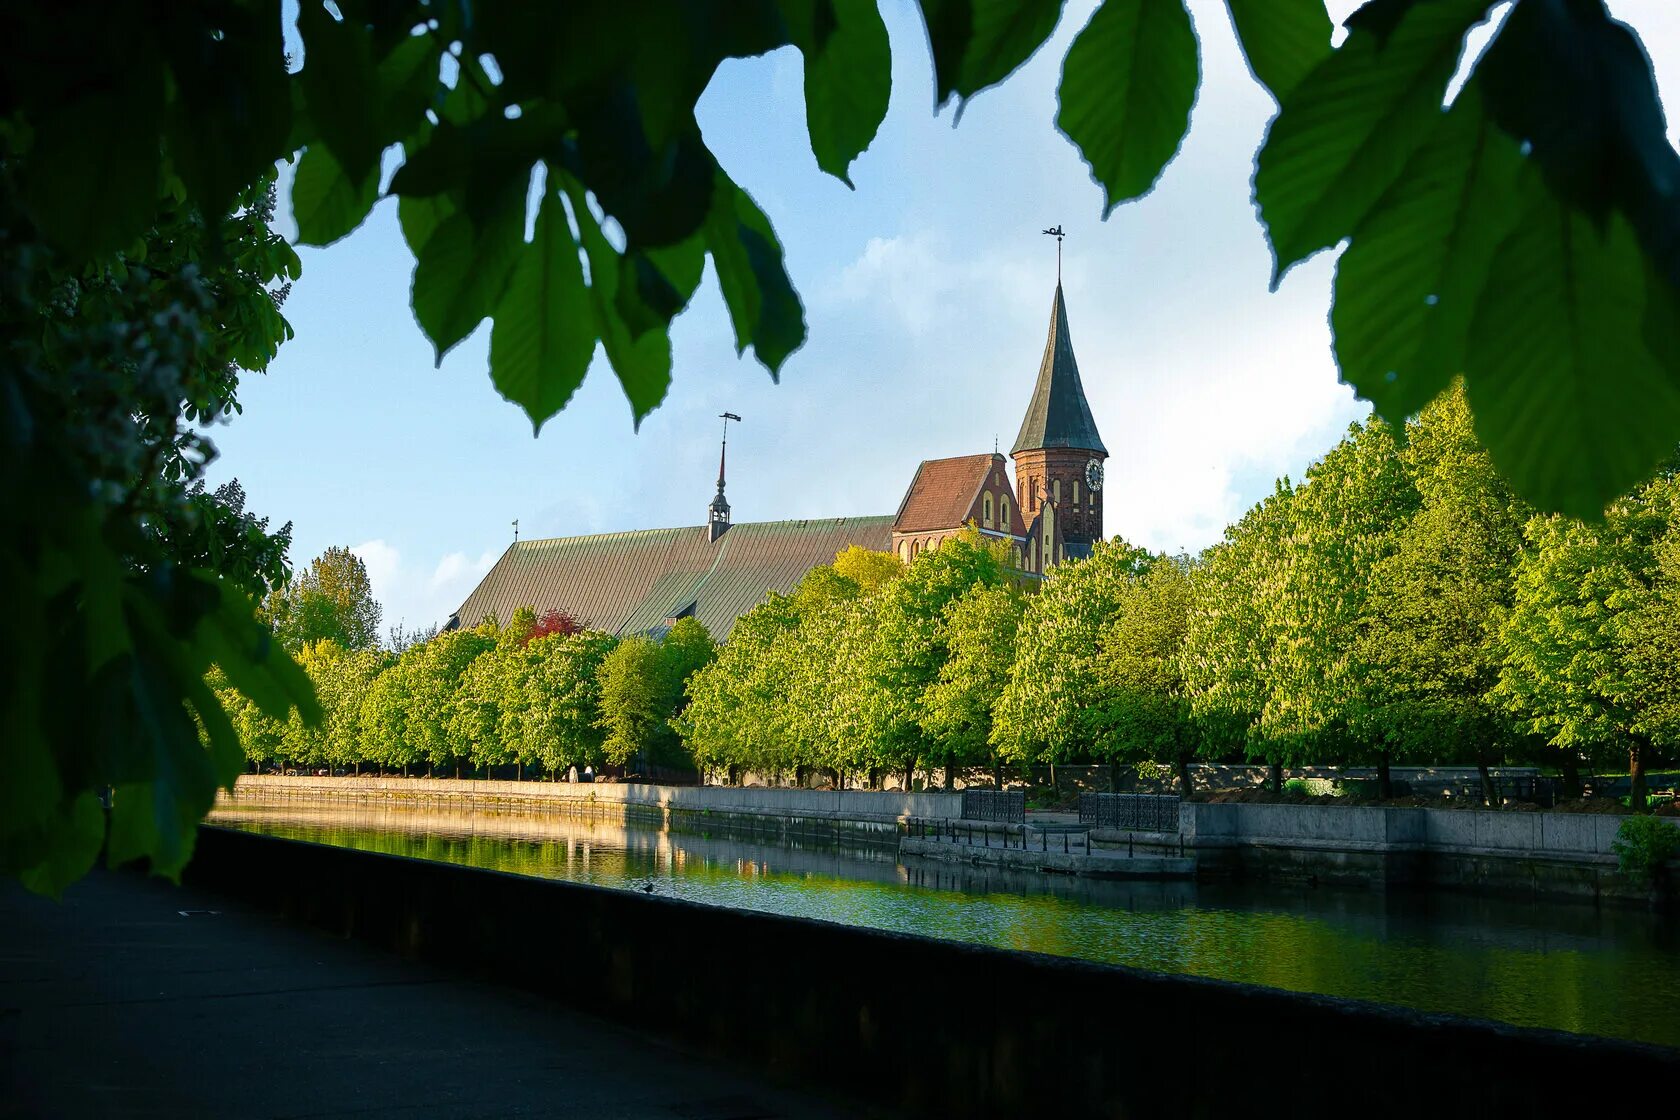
209;802;1680;1048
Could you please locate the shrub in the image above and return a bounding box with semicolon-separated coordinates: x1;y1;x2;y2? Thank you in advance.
1611;815;1680;877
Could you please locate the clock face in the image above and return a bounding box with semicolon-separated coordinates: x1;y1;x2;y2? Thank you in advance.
1085;458;1103;492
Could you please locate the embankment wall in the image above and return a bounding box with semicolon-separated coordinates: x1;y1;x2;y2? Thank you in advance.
219;774;962;847
184;826;1678;1118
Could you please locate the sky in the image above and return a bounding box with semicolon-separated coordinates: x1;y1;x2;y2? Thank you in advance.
206;0;1680;636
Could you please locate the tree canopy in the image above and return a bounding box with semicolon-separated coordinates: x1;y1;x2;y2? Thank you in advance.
6;0;1680;889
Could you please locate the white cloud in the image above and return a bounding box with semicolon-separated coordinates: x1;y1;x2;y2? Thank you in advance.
352;539;501;639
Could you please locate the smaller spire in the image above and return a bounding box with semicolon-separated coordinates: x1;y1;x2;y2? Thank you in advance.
709;412;741;542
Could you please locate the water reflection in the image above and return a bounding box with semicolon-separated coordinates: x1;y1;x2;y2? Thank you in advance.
209;802;1679;1048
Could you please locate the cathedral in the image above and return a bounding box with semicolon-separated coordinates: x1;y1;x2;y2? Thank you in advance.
449;281;1108;640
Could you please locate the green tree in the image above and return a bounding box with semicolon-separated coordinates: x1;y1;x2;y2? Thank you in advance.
994;538;1154;782
923;582;1027;790
1354;388;1530;801
1094;555;1200;795
1263;419;1420;793
264;546;383;651
1498;474;1679;809
12;0;1680;889
513;631;618;778
597;619;717;773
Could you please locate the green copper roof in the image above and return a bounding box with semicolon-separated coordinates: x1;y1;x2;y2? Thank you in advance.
451;517;893;641
1011;283;1107;456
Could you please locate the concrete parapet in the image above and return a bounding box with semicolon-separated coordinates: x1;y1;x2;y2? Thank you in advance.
182;826;1679;1118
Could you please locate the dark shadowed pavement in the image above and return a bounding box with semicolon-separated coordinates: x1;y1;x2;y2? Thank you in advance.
0;871;861;1119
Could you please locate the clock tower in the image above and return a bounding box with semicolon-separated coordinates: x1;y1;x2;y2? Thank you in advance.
1011;282;1107;563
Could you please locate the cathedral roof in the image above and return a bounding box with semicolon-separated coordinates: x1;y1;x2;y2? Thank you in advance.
450;516;893;641
1011;282;1107;456
894;453;1016;534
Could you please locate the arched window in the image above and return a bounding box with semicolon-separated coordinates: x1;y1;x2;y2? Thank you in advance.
1052;478;1061;504
899;539;910;562
1000;496;1011;528
1012;545;1022;568
982;491;994;528
1028;538;1037;571
1073;479;1080;506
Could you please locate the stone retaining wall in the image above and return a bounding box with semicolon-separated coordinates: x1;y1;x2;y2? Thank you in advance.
220;775;963;843
1182;802;1677;903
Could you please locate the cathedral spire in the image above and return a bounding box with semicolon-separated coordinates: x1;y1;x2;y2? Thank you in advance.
1011;283;1106;456
709;412;740;542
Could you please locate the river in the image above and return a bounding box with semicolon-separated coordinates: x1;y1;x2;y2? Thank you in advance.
209;802;1680;1048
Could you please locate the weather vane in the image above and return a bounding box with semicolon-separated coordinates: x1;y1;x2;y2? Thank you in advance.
1042;224;1064;282
512;518;519;542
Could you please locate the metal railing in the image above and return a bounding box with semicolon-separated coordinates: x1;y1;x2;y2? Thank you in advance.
1079;793;1181;833
961;789;1025;823
906;818;1089;854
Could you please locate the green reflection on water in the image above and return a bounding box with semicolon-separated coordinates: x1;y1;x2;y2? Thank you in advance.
210;803;1679;1048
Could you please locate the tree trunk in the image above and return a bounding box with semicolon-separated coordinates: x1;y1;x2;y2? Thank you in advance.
1048;762;1057;800
1109;761;1121;794
944;751;956;791
1631;740;1649;812
795;764;807;789
993;757;1004;791
1376;751;1392;800
1560;751;1582;799
829;767;841;790
1175;752;1194;800
1477;750;1498;806
727;764;739;786
903;763;915;792
1269;761;1283;795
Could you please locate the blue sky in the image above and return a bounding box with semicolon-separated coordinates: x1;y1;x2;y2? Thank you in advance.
207;0;1680;635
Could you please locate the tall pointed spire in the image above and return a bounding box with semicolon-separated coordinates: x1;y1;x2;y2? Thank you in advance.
1011;284;1106;455
709;412;740;542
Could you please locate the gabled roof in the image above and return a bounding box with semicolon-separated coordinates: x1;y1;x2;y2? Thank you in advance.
893;453;996;533
1012;282;1107;456
451;517;893;641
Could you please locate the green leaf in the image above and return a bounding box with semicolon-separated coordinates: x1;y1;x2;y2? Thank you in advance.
410;177;528;364
292;144;379;247
1224;0;1332;103
616;236;707;340
296;0;383;186
489;190;598;433
1056;0;1199;216
1466;176;1680;519
1254;0;1491;284
565;179;673;426
1331;85;1524;425
160;0;292;225
705;174;807;377
201;583;321;724
919;0;1066;112
788;0;892;186
17;794;105;899
19;64;166;261
1476;0;1680;290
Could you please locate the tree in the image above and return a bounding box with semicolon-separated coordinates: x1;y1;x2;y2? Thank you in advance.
994;538;1154;783
597;619;717;773
1498;474;1679;809
1094;556;1200;795
1354;388;1530;801
923;583;1027;790
511;632;618;778
1;157;315;891
11;0;1680;889
264;546;383;651
1262;418;1420;794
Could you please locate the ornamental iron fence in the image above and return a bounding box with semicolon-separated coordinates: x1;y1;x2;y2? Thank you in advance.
1079;793;1181;833
961;789;1025;823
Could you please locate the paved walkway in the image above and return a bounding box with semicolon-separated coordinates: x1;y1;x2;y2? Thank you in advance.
1;871;862;1119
